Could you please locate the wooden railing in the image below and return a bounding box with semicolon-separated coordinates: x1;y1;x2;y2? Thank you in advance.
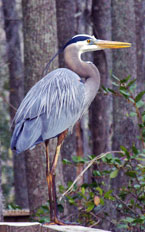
1;210;111;232
0;223;111;232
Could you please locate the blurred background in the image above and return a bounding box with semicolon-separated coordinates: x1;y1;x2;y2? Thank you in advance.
0;0;144;231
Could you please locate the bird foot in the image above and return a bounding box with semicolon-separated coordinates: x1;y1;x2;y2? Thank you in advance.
43;217;66;226
43;217;79;226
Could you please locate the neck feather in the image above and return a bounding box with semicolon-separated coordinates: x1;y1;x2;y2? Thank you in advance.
64;44;100;81
64;44;100;106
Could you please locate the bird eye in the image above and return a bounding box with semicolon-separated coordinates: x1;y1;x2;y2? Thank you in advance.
87;39;91;43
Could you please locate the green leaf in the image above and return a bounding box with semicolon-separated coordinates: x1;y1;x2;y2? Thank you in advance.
125;171;136;178
129;83;137;93
117;224;128;229
133;217;145;224
135;91;145;102
59;185;65;193
134;184;140;189
112;74;120;81
100;198;104;205
81;187;85;195
102;85;109;93
127;79;136;87
62;158;72;165
72;156;86;163
104;190;113;199
119;89;130;97
123;217;134;223
128;97;135;103
132;145;138;155
112;81;119;87
108;88;117;94
120;86;127;91
120;146;130;158
93;170;102;176
86;202;94;212
110;169;119;178
120;75;131;83
136;100;144;108
96;187;103;196
129;112;137;117
67;196;75;205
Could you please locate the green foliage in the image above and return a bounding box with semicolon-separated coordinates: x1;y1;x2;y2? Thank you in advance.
35;200;64;223
61;148;144;228
62;77;144;230
35;77;145;231
0;94;14;205
7;203;21;210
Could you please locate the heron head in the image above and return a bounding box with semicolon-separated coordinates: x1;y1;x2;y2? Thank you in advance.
42;34;131;76
64;34;131;53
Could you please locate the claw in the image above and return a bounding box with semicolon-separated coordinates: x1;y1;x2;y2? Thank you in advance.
43;217;65;225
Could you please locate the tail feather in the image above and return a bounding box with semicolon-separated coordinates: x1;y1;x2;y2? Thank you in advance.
11;118;42;154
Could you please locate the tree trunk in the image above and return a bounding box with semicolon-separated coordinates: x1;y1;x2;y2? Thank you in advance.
56;0;77;191
91;2;112;229
111;0;137;151
91;0;112;156
0;149;3;221
111;1;137;229
2;0;24;119
134;0;145;94
0;0;7;219
22;0;59;217
2;0;28;208
56;0;93;220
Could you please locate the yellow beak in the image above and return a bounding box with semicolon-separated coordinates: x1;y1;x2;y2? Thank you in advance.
94;40;131;49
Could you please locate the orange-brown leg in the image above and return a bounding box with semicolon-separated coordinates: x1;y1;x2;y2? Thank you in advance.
45;140;54;221
45;130;68;225
50;130;68;224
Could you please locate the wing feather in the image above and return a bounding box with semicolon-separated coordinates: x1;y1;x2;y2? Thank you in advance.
11;68;85;153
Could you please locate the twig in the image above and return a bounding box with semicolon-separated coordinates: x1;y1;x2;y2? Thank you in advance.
112;193;139;216
60;151;124;200
0;94;17;112
89;210;116;227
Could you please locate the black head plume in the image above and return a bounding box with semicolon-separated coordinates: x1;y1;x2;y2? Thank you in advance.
42;34;92;77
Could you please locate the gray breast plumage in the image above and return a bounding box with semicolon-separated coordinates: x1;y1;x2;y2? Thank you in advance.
11;68;86;153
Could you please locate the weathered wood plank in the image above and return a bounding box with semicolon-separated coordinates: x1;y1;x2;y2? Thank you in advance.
0;223;41;232
0;222;111;232
3;210;30;217
3;210;30;223
43;224;111;232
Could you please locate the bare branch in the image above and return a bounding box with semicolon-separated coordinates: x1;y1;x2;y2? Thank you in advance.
60;151;124;200
0;94;17;112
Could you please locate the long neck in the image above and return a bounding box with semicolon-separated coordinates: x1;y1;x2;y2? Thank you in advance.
64;45;100;100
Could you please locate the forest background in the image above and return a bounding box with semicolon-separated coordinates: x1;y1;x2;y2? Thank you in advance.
0;0;145;231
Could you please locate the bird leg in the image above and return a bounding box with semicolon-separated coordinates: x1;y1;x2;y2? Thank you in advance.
50;130;68;224
45;140;54;221
45;130;68;225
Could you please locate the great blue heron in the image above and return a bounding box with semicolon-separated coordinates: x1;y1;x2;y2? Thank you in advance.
11;34;131;224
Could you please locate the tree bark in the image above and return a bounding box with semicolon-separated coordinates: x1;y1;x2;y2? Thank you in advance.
91;2;112;230
111;1;138;229
91;0;112;156
2;0;24;118
22;0;59;216
134;0;145;94
111;0;137;151
0;149;3;221
56;0;93;220
56;0;93;179
0;0;6;219
2;0;28;208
